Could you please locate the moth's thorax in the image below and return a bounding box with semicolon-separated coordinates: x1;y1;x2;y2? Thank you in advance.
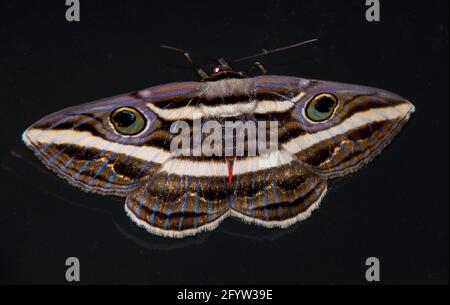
202;78;254;100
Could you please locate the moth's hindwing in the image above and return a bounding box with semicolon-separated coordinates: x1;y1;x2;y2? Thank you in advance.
125;159;327;237
22;76;414;238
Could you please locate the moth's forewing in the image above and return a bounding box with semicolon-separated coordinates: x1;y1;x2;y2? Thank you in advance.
276;77;415;178
21;86;191;197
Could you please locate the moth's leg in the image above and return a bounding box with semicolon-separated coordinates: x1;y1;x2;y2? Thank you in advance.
160;45;209;79
247;61;267;76
182;52;209;80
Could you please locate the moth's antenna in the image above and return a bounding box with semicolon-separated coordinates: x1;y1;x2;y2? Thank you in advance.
232;38;319;63
160;44;209;79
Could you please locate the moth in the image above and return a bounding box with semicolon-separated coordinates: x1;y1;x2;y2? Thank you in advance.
22;42;415;238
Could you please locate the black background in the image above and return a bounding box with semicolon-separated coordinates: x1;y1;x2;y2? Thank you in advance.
0;0;448;284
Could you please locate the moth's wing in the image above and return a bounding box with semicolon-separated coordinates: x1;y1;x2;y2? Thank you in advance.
125;157;327;236
124;161;231;238
253;76;415;179
230;156;327;228
22;82;203;196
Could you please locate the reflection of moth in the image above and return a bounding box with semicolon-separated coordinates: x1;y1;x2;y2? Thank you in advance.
22;59;414;238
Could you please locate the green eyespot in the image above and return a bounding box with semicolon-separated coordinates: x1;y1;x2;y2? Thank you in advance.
110;107;146;135
306;93;338;122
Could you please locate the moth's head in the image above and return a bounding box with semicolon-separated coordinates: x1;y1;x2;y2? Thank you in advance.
204;57;248;81
22;95;164;195
293;80;415;132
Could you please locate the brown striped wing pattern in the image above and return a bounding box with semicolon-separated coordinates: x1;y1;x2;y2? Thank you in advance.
22;76;414;237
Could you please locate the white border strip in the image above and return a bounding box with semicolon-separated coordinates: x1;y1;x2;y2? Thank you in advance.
23;129;171;164
146;93;304;121
283;103;414;154
160;149;294;177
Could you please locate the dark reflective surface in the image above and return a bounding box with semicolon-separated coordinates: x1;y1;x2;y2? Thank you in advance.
1;0;448;284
